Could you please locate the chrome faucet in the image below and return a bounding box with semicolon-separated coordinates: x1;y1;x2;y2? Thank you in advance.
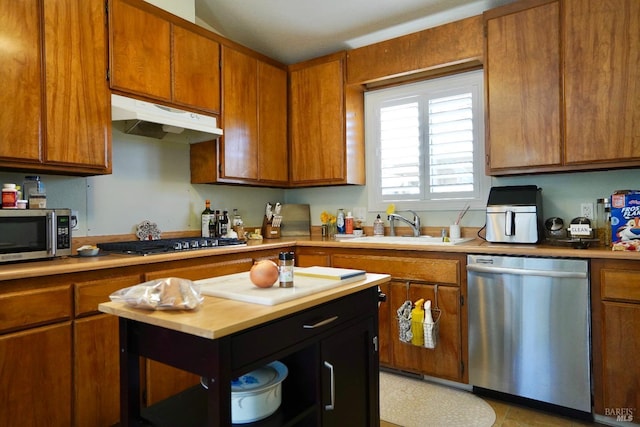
387;210;421;237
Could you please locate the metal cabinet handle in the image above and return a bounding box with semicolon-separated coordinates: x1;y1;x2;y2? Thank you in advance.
303;315;338;329
324;361;335;410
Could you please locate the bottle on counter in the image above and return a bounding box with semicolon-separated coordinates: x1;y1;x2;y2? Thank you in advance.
218;209;229;237
201;200;213;237
345;211;354;234
210;210;220;237
278;251;295;288
2;183;18;209
373;214;385;236
336;209;346;234
232;208;245;240
23;176;43;208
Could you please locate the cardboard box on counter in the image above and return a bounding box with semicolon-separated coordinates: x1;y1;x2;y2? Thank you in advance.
611;190;640;251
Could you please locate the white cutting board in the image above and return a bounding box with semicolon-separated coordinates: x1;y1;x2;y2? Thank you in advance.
196;271;363;305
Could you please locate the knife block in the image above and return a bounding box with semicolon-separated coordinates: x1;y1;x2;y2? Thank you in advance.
263;225;281;239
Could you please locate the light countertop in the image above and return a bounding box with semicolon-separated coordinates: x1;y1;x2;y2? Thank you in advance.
1;236;639;283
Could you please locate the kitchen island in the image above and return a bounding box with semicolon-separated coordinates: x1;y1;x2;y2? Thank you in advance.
99;272;390;427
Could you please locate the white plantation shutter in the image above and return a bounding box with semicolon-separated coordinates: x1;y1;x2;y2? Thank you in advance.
380;100;421;197
428;92;474;195
366;70;489;211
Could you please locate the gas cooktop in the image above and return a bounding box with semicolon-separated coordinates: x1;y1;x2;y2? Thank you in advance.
97;237;246;255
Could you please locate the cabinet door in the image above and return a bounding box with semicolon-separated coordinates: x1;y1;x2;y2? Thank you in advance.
564;0;640;165
389;281;463;382
173;25;221;114
257;61;289;184
378;282;392;365
322;317;378;427
601;302;640;417
221;46;259;180
109;0;171;101
0;323;72;427
74;314;120;427
289;53;346;184
0;0;41;162
44;0;110;170
485;0;561;172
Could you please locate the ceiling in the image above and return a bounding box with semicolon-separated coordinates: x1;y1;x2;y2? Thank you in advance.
194;0;515;64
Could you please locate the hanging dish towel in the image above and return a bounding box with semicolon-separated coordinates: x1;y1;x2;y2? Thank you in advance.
397;300;413;343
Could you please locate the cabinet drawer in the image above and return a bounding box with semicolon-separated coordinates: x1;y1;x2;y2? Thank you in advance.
75;274;143;317
332;254;460;285
0;285;71;333
601;269;640;303
231;288;377;370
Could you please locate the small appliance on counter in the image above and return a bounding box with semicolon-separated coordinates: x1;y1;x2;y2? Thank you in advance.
485;185;543;244
544;217;567;241
0;208;72;263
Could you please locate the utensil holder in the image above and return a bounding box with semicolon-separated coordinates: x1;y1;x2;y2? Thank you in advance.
395;283;441;349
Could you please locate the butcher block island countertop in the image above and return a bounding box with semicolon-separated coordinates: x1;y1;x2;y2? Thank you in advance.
98;272;390;339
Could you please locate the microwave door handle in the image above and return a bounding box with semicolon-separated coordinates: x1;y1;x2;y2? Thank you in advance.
47;211;56;256
504;210;515;236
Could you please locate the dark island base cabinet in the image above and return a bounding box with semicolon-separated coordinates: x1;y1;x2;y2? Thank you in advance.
116;287;380;427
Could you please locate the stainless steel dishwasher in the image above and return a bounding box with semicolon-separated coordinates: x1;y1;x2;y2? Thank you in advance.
467;255;591;415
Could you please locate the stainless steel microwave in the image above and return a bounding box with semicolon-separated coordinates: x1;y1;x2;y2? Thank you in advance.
0;209;72;263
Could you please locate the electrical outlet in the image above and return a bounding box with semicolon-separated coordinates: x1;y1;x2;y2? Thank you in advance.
581;203;594;220
71;210;79;231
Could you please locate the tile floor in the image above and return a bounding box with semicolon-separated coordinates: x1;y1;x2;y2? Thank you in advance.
381;396;607;427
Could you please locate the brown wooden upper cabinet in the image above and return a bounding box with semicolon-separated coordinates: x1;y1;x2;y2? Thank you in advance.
109;0;221;115
0;0;111;175
563;0;640;167
484;0;562;174
289;52;366;186
190;46;288;186
485;0;640;175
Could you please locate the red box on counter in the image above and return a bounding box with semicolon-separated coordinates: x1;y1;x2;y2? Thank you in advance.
611;190;640;251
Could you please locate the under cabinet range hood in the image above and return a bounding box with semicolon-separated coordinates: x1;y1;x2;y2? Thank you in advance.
111;94;223;143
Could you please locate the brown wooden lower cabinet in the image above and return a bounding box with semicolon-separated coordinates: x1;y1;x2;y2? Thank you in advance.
0;323;73;427
299;247;466;383
591;259;640;421
74;314;120;427
388;280;462;382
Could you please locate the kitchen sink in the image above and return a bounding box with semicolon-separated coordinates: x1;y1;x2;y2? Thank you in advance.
336;235;475;245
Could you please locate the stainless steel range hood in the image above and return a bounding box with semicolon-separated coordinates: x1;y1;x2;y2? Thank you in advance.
111;94;223;143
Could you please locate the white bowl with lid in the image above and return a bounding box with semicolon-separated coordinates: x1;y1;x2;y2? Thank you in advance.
201;361;288;424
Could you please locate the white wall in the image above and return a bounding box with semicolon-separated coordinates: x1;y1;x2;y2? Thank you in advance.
2;129;639;236
0;130;284;237
144;0;195;23
286;168;640;229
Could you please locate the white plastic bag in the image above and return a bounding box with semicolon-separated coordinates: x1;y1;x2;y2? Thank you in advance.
109;277;204;310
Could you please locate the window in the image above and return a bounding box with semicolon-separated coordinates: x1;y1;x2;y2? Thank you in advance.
365;70;489;212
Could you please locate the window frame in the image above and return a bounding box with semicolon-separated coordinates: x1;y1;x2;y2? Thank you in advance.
365;69;490;212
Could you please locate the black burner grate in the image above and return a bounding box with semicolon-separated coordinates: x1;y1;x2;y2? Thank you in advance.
97;237;245;255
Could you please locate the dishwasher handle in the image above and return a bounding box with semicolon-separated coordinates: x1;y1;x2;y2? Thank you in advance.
467;263;588;279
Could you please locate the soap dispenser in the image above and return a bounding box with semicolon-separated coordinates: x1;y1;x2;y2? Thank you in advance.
373;214;384;236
